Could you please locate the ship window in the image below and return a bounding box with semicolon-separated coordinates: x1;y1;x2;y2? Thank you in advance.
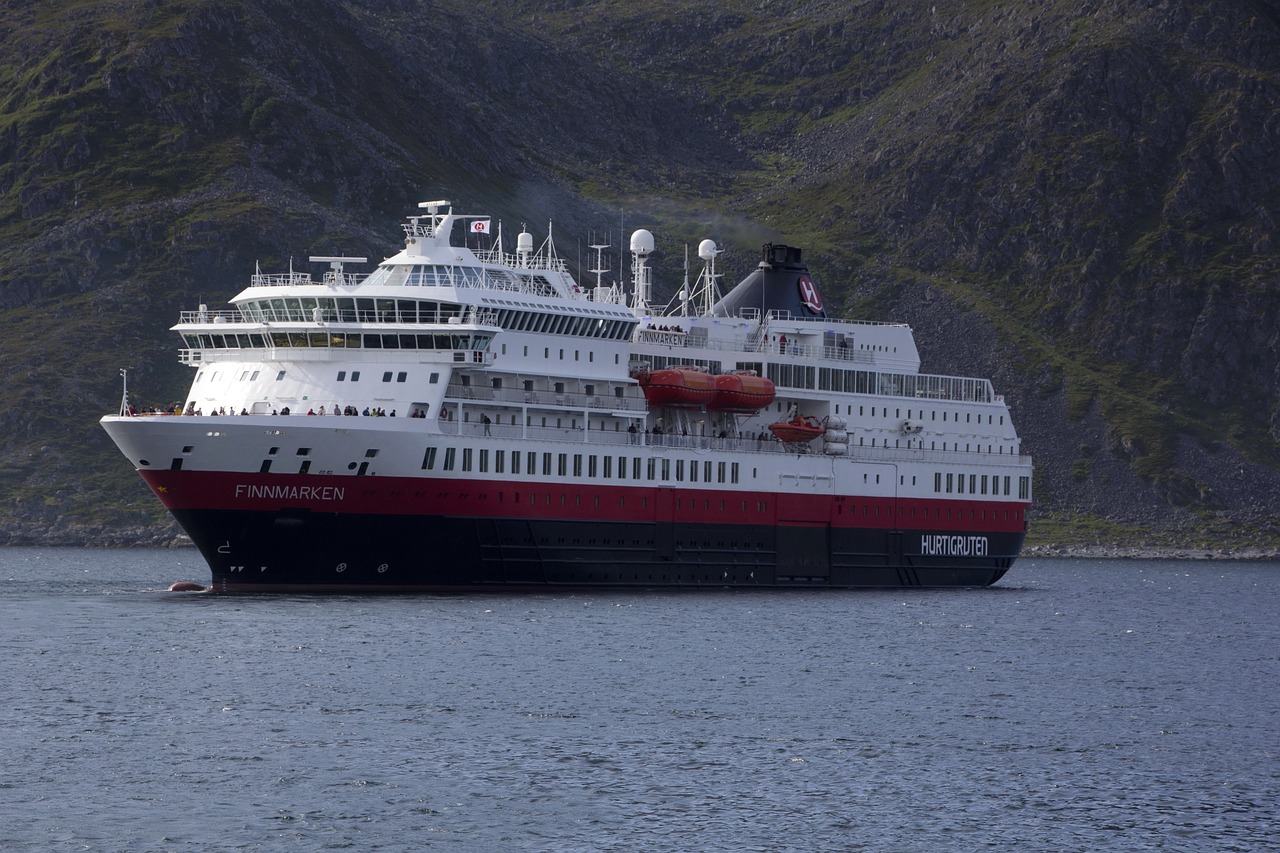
589;456;598;477
661;460;670;481
573;455;582;477
268;447;279;455
462;448;472;471
479;449;489;472
557;454;567;476
647;459;657;480
429;373;439;383
365;449;379;458
946;473;954;493
296;448;310;456
383;372;393;382
603;456;612;478
718;462;726;483
351;371;360;381
970;474;977;493
276;371;286;380
338;371;346;381
957;473;965;494
422;447;437;470
1004;476;1011;495
689;461;698;482
676;460;684;481
398;372;408;382
443;448;456;470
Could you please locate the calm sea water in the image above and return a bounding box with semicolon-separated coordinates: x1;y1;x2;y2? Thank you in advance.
2;548;1277;852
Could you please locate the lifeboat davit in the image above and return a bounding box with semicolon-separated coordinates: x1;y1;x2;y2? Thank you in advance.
637;368;717;408
768;415;826;444
709;372;776;413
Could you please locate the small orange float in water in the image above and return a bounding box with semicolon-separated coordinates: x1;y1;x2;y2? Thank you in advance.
168;581;206;592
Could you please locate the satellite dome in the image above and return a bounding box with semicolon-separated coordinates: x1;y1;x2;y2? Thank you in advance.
630;229;654;255
698;239;718;261
517;230;534;254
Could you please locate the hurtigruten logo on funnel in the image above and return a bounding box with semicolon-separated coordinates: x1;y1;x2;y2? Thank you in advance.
798;275;823;314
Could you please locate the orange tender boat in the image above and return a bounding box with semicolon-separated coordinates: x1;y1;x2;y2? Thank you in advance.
636;368;717;408
768;415;825;444
709;372;776;412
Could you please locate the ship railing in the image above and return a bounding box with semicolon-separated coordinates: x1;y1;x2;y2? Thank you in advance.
178;310;245;324
432;421;1032;464
474;247;571;274
763;310;909;329
250;272;314;287
444;383;648;412
632;330;873;363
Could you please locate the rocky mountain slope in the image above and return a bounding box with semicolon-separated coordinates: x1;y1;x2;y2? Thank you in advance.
2;0;1279;547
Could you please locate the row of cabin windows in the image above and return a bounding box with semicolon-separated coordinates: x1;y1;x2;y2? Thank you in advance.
239;296;463;324
762;361;997;405
237;293;633;341
196;369;285;383
422;447;741;485
845;405;1005;426
856;437;1015;454
933;472;1032;500
487;308;633;340
199;368;445;386
183;331;490;351
509;343;624;366
362;263;561;298
812;366;994;403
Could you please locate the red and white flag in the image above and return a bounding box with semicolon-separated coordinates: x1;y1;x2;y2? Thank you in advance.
471;219;491;234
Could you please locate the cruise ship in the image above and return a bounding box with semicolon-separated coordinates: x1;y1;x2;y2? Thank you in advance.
100;200;1033;591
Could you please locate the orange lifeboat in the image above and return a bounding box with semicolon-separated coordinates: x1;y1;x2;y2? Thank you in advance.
768;415;825;444
709;372;776;413
636;368;717;408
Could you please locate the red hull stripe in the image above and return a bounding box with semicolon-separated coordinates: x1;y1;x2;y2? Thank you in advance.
140;470;1029;534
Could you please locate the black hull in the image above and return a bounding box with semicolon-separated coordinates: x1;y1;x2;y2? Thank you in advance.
173;508;1024;592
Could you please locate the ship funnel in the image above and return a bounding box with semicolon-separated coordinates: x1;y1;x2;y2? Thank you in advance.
711;243;827;319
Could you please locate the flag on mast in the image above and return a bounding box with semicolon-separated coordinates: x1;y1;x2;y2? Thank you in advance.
471;219;491;234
